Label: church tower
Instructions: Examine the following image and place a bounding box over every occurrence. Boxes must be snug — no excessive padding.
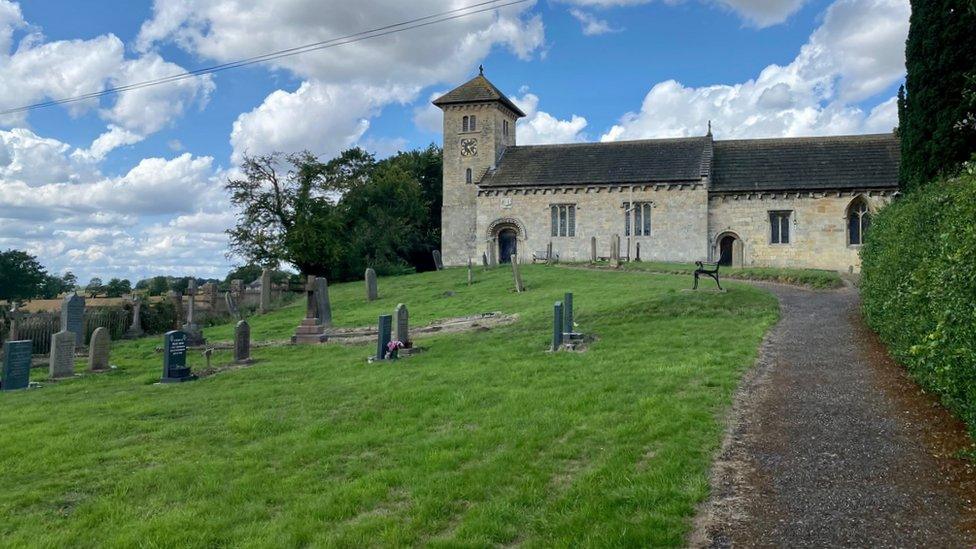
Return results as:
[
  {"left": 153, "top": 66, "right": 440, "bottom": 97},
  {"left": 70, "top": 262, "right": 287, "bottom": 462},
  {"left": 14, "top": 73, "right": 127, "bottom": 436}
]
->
[{"left": 433, "top": 68, "right": 525, "bottom": 266}]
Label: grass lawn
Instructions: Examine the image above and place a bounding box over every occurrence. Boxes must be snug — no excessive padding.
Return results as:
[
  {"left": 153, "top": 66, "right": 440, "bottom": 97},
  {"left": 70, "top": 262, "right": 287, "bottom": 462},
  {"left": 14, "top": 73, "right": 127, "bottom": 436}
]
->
[
  {"left": 605, "top": 260, "right": 845, "bottom": 289},
  {"left": 0, "top": 265, "right": 778, "bottom": 546}
]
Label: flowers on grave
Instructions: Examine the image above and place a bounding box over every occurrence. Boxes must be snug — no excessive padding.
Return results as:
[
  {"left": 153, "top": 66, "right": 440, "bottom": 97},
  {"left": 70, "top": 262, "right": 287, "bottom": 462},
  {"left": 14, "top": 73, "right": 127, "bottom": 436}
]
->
[{"left": 385, "top": 340, "right": 406, "bottom": 360}]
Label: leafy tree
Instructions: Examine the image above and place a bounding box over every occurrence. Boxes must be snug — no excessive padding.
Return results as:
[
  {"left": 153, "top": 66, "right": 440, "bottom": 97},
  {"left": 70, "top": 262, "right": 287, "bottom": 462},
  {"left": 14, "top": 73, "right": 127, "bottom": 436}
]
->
[
  {"left": 170, "top": 277, "right": 190, "bottom": 295},
  {"left": 39, "top": 272, "right": 77, "bottom": 299},
  {"left": 377, "top": 145, "right": 443, "bottom": 270},
  {"left": 104, "top": 278, "right": 132, "bottom": 298},
  {"left": 898, "top": 0, "right": 976, "bottom": 188},
  {"left": 85, "top": 277, "right": 104, "bottom": 298},
  {"left": 0, "top": 249, "right": 48, "bottom": 301},
  {"left": 147, "top": 276, "right": 169, "bottom": 296},
  {"left": 224, "top": 265, "right": 292, "bottom": 285}
]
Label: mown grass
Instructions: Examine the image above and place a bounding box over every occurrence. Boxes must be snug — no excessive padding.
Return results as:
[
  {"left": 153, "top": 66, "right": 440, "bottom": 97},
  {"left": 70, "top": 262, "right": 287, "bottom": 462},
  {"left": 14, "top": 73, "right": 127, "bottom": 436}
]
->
[
  {"left": 0, "top": 265, "right": 777, "bottom": 546},
  {"left": 602, "top": 260, "right": 844, "bottom": 289}
]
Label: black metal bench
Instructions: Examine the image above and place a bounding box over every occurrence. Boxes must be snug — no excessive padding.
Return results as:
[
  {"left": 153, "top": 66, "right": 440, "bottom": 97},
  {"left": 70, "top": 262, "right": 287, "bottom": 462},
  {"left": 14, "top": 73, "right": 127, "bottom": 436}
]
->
[{"left": 693, "top": 261, "right": 723, "bottom": 290}]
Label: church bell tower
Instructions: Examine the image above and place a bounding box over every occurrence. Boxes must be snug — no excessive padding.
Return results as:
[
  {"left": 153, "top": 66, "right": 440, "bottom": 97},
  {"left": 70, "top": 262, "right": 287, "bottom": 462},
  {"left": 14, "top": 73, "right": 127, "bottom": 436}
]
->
[{"left": 433, "top": 67, "right": 525, "bottom": 266}]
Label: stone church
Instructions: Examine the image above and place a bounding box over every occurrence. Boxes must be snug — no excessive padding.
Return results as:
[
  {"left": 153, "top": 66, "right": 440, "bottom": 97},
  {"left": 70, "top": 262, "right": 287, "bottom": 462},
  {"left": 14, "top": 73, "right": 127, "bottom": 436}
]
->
[{"left": 433, "top": 71, "right": 900, "bottom": 272}]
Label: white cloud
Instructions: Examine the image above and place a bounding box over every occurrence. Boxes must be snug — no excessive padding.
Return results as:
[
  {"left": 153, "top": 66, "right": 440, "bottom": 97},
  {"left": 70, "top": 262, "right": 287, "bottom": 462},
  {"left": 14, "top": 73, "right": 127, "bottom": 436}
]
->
[
  {"left": 568, "top": 8, "right": 621, "bottom": 35},
  {"left": 76, "top": 125, "right": 144, "bottom": 162},
  {"left": 0, "top": 0, "right": 23, "bottom": 53},
  {"left": 558, "top": 0, "right": 808, "bottom": 27},
  {"left": 512, "top": 91, "right": 588, "bottom": 144},
  {"left": 601, "top": 0, "right": 909, "bottom": 141},
  {"left": 413, "top": 91, "right": 448, "bottom": 134}
]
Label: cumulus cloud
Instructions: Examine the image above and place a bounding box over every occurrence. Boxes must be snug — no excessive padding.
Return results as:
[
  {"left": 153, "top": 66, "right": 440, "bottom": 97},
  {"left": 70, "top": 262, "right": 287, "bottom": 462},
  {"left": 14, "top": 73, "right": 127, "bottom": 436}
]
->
[
  {"left": 568, "top": 8, "right": 621, "bottom": 35},
  {"left": 558, "top": 0, "right": 808, "bottom": 27},
  {"left": 601, "top": 0, "right": 909, "bottom": 141},
  {"left": 512, "top": 91, "right": 588, "bottom": 144}
]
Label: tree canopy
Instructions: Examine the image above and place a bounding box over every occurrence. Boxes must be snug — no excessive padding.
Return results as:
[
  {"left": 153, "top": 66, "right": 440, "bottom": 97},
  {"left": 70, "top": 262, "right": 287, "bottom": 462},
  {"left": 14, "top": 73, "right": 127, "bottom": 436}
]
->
[{"left": 0, "top": 250, "right": 49, "bottom": 302}]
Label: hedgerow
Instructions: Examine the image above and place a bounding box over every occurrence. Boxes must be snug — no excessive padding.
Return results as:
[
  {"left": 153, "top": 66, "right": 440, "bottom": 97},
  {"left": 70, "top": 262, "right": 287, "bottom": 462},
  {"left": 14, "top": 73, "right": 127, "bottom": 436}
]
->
[{"left": 861, "top": 165, "right": 976, "bottom": 434}]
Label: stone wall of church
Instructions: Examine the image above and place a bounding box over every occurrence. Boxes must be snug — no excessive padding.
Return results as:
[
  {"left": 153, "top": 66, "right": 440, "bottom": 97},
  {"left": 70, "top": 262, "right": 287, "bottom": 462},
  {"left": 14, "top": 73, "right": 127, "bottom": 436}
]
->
[
  {"left": 473, "top": 184, "right": 710, "bottom": 264},
  {"left": 707, "top": 191, "right": 895, "bottom": 272}
]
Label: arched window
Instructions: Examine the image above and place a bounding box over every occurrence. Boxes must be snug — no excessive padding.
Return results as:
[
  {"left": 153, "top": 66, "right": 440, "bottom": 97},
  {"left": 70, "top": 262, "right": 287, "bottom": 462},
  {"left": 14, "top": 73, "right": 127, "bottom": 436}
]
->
[
  {"left": 848, "top": 198, "right": 871, "bottom": 245},
  {"left": 469, "top": 115, "right": 476, "bottom": 131},
  {"left": 462, "top": 116, "right": 469, "bottom": 132},
  {"left": 465, "top": 168, "right": 472, "bottom": 184}
]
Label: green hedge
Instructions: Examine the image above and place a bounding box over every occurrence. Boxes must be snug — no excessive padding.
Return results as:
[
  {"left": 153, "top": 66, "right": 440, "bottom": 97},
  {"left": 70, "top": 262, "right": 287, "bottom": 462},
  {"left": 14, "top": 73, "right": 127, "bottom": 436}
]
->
[{"left": 861, "top": 166, "right": 976, "bottom": 434}]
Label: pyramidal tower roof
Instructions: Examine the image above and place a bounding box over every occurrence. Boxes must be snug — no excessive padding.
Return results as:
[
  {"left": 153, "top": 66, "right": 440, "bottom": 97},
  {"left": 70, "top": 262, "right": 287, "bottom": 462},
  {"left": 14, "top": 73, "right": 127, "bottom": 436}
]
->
[{"left": 432, "top": 68, "right": 526, "bottom": 118}]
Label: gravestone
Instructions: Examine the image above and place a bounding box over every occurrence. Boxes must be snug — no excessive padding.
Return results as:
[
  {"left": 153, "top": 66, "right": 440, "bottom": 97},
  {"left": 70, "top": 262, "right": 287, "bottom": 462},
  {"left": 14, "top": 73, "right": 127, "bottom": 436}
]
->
[
  {"left": 88, "top": 327, "right": 110, "bottom": 371},
  {"left": 546, "top": 241, "right": 553, "bottom": 265},
  {"left": 552, "top": 301, "right": 564, "bottom": 351},
  {"left": 123, "top": 298, "right": 144, "bottom": 339},
  {"left": 432, "top": 250, "right": 444, "bottom": 271},
  {"left": 563, "top": 292, "right": 574, "bottom": 335},
  {"left": 60, "top": 293, "right": 85, "bottom": 346},
  {"left": 8, "top": 302, "right": 23, "bottom": 340},
  {"left": 161, "top": 330, "right": 195, "bottom": 383},
  {"left": 610, "top": 234, "right": 621, "bottom": 268},
  {"left": 1, "top": 340, "right": 32, "bottom": 391},
  {"left": 590, "top": 236, "right": 597, "bottom": 263},
  {"left": 259, "top": 268, "right": 272, "bottom": 313},
  {"left": 292, "top": 275, "right": 327, "bottom": 344},
  {"left": 314, "top": 277, "right": 332, "bottom": 328},
  {"left": 374, "top": 314, "right": 392, "bottom": 361},
  {"left": 181, "top": 279, "right": 205, "bottom": 345},
  {"left": 365, "top": 268, "right": 378, "bottom": 301},
  {"left": 511, "top": 254, "right": 524, "bottom": 293},
  {"left": 234, "top": 320, "right": 251, "bottom": 363},
  {"left": 635, "top": 242, "right": 642, "bottom": 262},
  {"left": 225, "top": 292, "right": 240, "bottom": 320},
  {"left": 482, "top": 252, "right": 489, "bottom": 267},
  {"left": 393, "top": 304, "right": 410, "bottom": 347},
  {"left": 49, "top": 329, "right": 76, "bottom": 379},
  {"left": 467, "top": 259, "right": 473, "bottom": 286}
]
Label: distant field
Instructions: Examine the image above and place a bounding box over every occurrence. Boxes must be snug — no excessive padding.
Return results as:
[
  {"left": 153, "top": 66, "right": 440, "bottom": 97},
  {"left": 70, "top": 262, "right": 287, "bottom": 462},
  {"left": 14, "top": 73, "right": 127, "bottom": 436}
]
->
[{"left": 0, "top": 265, "right": 777, "bottom": 546}]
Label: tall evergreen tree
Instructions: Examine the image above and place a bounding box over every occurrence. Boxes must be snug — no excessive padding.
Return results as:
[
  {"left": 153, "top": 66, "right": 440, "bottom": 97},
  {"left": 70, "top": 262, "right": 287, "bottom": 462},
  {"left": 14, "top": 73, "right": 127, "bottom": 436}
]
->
[{"left": 899, "top": 0, "right": 976, "bottom": 188}]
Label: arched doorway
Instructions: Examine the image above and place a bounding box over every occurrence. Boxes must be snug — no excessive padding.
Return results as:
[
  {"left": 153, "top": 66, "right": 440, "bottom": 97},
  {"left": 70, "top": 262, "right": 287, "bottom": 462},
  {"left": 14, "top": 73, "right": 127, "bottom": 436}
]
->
[
  {"left": 715, "top": 232, "right": 743, "bottom": 267},
  {"left": 498, "top": 228, "right": 517, "bottom": 264}
]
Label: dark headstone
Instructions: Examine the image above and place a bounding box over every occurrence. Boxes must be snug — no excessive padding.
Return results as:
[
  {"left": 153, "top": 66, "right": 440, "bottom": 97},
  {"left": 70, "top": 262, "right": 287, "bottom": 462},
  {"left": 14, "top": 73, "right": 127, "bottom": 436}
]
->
[
  {"left": 49, "top": 330, "right": 76, "bottom": 379},
  {"left": 552, "top": 301, "right": 564, "bottom": 351},
  {"left": 234, "top": 320, "right": 251, "bottom": 363},
  {"left": 314, "top": 277, "right": 332, "bottom": 328},
  {"left": 88, "top": 327, "right": 110, "bottom": 371},
  {"left": 292, "top": 275, "right": 326, "bottom": 344},
  {"left": 365, "top": 268, "right": 378, "bottom": 301},
  {"left": 161, "top": 330, "right": 195, "bottom": 383},
  {"left": 375, "top": 314, "right": 392, "bottom": 360},
  {"left": 432, "top": 250, "right": 444, "bottom": 270},
  {"left": 393, "top": 304, "right": 409, "bottom": 347},
  {"left": 482, "top": 252, "right": 489, "bottom": 267},
  {"left": 60, "top": 294, "right": 85, "bottom": 346},
  {"left": 635, "top": 242, "right": 641, "bottom": 261},
  {"left": 563, "top": 292, "right": 574, "bottom": 335},
  {"left": 1, "top": 340, "right": 32, "bottom": 391}
]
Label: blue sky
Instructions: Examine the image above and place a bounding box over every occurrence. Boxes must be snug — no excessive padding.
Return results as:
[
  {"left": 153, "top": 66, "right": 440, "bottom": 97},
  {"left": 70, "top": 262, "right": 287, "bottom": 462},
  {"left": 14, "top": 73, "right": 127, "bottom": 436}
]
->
[{"left": 0, "top": 0, "right": 909, "bottom": 282}]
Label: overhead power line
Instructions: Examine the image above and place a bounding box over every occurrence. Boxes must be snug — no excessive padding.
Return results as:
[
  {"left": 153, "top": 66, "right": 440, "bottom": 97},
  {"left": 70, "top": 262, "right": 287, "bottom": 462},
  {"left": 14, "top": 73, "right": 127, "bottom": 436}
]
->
[{"left": 0, "top": 0, "right": 530, "bottom": 116}]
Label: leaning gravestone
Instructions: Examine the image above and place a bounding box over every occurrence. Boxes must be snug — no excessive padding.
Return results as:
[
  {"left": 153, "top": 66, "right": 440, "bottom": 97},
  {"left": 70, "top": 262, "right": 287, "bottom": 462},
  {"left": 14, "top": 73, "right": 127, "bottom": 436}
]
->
[
  {"left": 314, "top": 277, "right": 333, "bottom": 328},
  {"left": 393, "top": 304, "right": 410, "bottom": 347},
  {"left": 1, "top": 340, "right": 32, "bottom": 391},
  {"left": 259, "top": 268, "right": 272, "bottom": 313},
  {"left": 432, "top": 250, "right": 444, "bottom": 271},
  {"left": 161, "top": 330, "right": 195, "bottom": 383},
  {"left": 60, "top": 293, "right": 85, "bottom": 346},
  {"left": 49, "top": 330, "right": 76, "bottom": 379},
  {"left": 365, "top": 268, "right": 378, "bottom": 301},
  {"left": 88, "top": 327, "right": 110, "bottom": 371},
  {"left": 511, "top": 254, "right": 525, "bottom": 293},
  {"left": 234, "top": 320, "right": 251, "bottom": 363},
  {"left": 374, "top": 314, "right": 392, "bottom": 361}
]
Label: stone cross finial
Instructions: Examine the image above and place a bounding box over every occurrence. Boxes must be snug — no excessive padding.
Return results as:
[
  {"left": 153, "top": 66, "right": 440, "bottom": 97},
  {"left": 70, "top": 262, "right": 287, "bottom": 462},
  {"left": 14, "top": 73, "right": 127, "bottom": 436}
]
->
[{"left": 479, "top": 64, "right": 484, "bottom": 75}]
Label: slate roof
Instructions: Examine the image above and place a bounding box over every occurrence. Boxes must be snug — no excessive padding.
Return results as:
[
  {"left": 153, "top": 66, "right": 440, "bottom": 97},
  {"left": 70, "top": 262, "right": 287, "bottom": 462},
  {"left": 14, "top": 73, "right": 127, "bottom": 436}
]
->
[
  {"left": 479, "top": 137, "right": 713, "bottom": 187},
  {"left": 432, "top": 74, "right": 526, "bottom": 117},
  {"left": 710, "top": 133, "right": 900, "bottom": 192}
]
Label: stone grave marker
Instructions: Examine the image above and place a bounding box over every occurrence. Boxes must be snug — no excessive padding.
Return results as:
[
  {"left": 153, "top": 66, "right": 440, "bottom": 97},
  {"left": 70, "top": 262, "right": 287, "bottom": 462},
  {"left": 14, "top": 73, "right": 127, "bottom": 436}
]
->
[
  {"left": 60, "top": 293, "right": 85, "bottom": 346},
  {"left": 393, "top": 304, "right": 410, "bottom": 347},
  {"left": 432, "top": 250, "right": 444, "bottom": 270},
  {"left": 552, "top": 301, "right": 564, "bottom": 351},
  {"left": 225, "top": 291, "right": 240, "bottom": 320},
  {"left": 314, "top": 277, "right": 332, "bottom": 328},
  {"left": 635, "top": 242, "right": 642, "bottom": 261},
  {"left": 1, "top": 340, "right": 32, "bottom": 391},
  {"left": 182, "top": 279, "right": 205, "bottom": 345},
  {"left": 590, "top": 236, "right": 597, "bottom": 262},
  {"left": 292, "top": 275, "right": 327, "bottom": 344},
  {"left": 259, "top": 268, "right": 272, "bottom": 313},
  {"left": 234, "top": 320, "right": 251, "bottom": 363},
  {"left": 88, "top": 327, "right": 110, "bottom": 371},
  {"left": 610, "top": 234, "right": 621, "bottom": 268},
  {"left": 365, "top": 268, "right": 378, "bottom": 301},
  {"left": 482, "top": 252, "right": 489, "bottom": 267},
  {"left": 123, "top": 298, "right": 144, "bottom": 339},
  {"left": 467, "top": 259, "right": 473, "bottom": 286},
  {"left": 546, "top": 241, "right": 553, "bottom": 265},
  {"left": 49, "top": 329, "right": 76, "bottom": 379},
  {"left": 511, "top": 253, "right": 524, "bottom": 293},
  {"left": 374, "top": 314, "right": 392, "bottom": 361},
  {"left": 161, "top": 330, "right": 195, "bottom": 383},
  {"left": 563, "top": 292, "right": 574, "bottom": 335}
]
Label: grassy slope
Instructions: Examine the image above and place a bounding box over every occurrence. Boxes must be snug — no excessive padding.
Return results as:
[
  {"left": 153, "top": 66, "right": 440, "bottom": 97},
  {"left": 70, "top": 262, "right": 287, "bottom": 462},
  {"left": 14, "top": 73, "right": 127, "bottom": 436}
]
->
[{"left": 0, "top": 266, "right": 777, "bottom": 547}]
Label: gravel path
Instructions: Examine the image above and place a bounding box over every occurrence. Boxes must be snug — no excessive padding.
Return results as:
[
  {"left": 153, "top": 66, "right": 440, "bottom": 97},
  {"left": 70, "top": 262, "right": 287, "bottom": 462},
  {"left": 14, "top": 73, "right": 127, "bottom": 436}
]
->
[{"left": 692, "top": 284, "right": 976, "bottom": 548}]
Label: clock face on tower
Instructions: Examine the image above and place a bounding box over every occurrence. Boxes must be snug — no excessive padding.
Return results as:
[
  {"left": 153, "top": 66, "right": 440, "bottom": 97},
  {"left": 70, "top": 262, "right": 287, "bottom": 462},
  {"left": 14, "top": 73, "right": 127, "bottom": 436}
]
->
[{"left": 460, "top": 138, "right": 478, "bottom": 157}]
